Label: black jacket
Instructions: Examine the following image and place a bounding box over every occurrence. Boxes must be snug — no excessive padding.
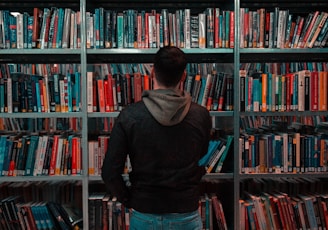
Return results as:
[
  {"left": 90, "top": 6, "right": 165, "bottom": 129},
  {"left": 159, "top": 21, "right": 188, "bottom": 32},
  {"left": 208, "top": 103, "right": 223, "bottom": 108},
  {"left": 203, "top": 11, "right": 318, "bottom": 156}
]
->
[{"left": 101, "top": 89, "right": 212, "bottom": 213}]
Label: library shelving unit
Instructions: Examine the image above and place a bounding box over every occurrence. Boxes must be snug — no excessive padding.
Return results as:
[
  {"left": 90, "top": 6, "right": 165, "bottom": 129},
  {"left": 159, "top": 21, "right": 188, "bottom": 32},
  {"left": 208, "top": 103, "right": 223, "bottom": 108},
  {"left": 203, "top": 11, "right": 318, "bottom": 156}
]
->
[
  {"left": 236, "top": 0, "right": 328, "bottom": 230},
  {"left": 1, "top": 0, "right": 328, "bottom": 229}
]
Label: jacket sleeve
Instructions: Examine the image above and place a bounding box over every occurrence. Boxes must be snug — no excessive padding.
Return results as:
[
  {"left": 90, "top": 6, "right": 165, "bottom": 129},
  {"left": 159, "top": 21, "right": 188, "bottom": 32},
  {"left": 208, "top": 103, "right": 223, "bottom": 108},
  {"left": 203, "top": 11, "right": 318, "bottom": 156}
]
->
[{"left": 101, "top": 116, "right": 130, "bottom": 207}]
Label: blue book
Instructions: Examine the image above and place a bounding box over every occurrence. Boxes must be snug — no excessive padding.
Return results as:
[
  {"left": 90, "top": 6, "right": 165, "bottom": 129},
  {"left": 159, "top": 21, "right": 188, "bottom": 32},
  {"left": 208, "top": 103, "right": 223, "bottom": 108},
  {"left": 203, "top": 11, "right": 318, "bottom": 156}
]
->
[
  {"left": 3, "top": 11, "right": 10, "bottom": 49},
  {"left": 32, "top": 76, "right": 42, "bottom": 112},
  {"left": 267, "top": 73, "right": 272, "bottom": 111},
  {"left": 74, "top": 72, "right": 81, "bottom": 112},
  {"left": 199, "top": 140, "right": 221, "bottom": 167},
  {"left": 298, "top": 194, "right": 318, "bottom": 230},
  {"left": 94, "top": 8, "right": 100, "bottom": 48},
  {"left": 24, "top": 135, "right": 39, "bottom": 176},
  {"left": 67, "top": 73, "right": 73, "bottom": 112},
  {"left": 27, "top": 16, "right": 34, "bottom": 49},
  {"left": 99, "top": 7, "right": 104, "bottom": 48},
  {"left": 116, "top": 13, "right": 124, "bottom": 48},
  {"left": 9, "top": 15, "right": 17, "bottom": 49},
  {"left": 2, "top": 138, "right": 13, "bottom": 176},
  {"left": 0, "top": 135, "right": 8, "bottom": 176},
  {"left": 197, "top": 76, "right": 207, "bottom": 105},
  {"left": 56, "top": 8, "right": 64, "bottom": 48}
]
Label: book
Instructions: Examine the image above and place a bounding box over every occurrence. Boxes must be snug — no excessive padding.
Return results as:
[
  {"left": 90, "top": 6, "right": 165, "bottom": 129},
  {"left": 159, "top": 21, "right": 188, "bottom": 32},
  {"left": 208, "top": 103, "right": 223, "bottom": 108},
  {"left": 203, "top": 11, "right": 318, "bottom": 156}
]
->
[{"left": 214, "top": 135, "right": 234, "bottom": 173}]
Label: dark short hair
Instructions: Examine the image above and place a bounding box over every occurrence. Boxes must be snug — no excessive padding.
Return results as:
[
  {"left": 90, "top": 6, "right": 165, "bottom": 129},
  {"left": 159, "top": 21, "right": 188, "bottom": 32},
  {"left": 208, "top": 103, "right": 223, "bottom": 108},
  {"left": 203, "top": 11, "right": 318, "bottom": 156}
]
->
[{"left": 153, "top": 46, "right": 187, "bottom": 87}]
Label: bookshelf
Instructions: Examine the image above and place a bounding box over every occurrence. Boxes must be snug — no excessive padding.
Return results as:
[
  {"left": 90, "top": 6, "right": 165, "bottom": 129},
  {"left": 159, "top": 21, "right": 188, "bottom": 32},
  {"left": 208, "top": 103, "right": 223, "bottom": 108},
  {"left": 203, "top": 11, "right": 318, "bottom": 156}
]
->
[{"left": 1, "top": 0, "right": 328, "bottom": 229}]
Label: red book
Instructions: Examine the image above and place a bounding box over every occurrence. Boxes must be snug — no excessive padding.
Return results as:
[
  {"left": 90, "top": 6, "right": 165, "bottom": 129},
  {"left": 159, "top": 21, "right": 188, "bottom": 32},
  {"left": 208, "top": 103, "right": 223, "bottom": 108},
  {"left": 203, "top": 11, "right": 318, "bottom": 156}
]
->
[
  {"left": 244, "top": 8, "right": 249, "bottom": 48},
  {"left": 285, "top": 73, "right": 291, "bottom": 111},
  {"left": 39, "top": 79, "right": 45, "bottom": 112},
  {"left": 103, "top": 79, "right": 110, "bottom": 112},
  {"left": 49, "top": 135, "right": 59, "bottom": 176},
  {"left": 32, "top": 8, "right": 42, "bottom": 48},
  {"left": 105, "top": 74, "right": 114, "bottom": 112},
  {"left": 71, "top": 136, "right": 78, "bottom": 175},
  {"left": 214, "top": 8, "right": 220, "bottom": 48},
  {"left": 52, "top": 11, "right": 59, "bottom": 48}
]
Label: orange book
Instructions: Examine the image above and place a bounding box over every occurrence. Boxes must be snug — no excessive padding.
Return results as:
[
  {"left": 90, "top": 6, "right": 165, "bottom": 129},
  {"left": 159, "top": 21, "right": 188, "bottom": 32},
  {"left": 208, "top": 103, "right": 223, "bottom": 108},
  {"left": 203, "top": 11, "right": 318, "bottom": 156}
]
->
[
  {"left": 143, "top": 74, "right": 150, "bottom": 91},
  {"left": 97, "top": 79, "right": 105, "bottom": 112},
  {"left": 134, "top": 72, "right": 142, "bottom": 102}
]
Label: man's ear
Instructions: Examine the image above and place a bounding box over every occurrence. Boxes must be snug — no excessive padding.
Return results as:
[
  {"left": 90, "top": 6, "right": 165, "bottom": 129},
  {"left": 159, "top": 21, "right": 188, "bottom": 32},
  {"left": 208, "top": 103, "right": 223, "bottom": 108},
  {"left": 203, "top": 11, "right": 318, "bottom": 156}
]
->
[{"left": 181, "top": 70, "right": 187, "bottom": 82}]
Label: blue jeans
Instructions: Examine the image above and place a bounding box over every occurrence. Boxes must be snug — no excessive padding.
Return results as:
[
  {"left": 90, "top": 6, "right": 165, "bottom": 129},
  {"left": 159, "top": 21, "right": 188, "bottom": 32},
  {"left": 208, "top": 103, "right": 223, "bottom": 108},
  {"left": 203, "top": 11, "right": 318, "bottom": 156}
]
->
[{"left": 129, "top": 209, "right": 202, "bottom": 230}]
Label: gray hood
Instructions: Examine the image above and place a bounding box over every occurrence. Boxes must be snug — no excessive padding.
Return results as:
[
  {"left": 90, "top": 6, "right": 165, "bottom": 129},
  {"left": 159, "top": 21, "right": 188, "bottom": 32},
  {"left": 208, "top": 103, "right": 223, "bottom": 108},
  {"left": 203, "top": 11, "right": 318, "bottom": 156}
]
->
[{"left": 142, "top": 89, "right": 191, "bottom": 126}]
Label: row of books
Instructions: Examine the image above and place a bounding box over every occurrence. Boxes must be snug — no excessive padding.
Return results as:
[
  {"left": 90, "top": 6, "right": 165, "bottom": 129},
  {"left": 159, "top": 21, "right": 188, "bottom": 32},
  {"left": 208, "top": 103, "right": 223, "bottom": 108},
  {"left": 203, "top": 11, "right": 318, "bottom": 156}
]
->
[
  {"left": 240, "top": 115, "right": 328, "bottom": 133},
  {"left": 241, "top": 62, "right": 328, "bottom": 77},
  {"left": 88, "top": 134, "right": 233, "bottom": 177},
  {"left": 88, "top": 136, "right": 109, "bottom": 176},
  {"left": 0, "top": 197, "right": 82, "bottom": 230},
  {"left": 1, "top": 72, "right": 82, "bottom": 113},
  {"left": 0, "top": 117, "right": 81, "bottom": 133},
  {"left": 239, "top": 8, "right": 328, "bottom": 48},
  {"left": 0, "top": 133, "right": 82, "bottom": 177},
  {"left": 0, "top": 8, "right": 81, "bottom": 49},
  {"left": 240, "top": 69, "right": 328, "bottom": 112},
  {"left": 87, "top": 68, "right": 234, "bottom": 113},
  {"left": 240, "top": 191, "right": 328, "bottom": 230},
  {"left": 240, "top": 128, "right": 328, "bottom": 174},
  {"left": 87, "top": 7, "right": 234, "bottom": 49},
  {"left": 88, "top": 193, "right": 227, "bottom": 230},
  {"left": 0, "top": 63, "right": 81, "bottom": 80}
]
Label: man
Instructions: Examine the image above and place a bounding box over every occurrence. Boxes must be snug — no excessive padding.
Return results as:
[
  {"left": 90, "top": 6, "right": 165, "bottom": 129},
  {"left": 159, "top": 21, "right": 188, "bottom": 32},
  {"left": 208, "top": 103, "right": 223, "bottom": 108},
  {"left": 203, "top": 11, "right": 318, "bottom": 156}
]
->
[{"left": 101, "top": 46, "right": 212, "bottom": 229}]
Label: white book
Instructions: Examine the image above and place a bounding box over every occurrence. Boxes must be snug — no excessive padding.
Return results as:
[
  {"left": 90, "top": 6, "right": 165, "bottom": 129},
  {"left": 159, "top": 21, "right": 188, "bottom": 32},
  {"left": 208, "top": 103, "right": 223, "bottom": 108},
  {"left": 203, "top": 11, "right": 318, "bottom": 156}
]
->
[
  {"left": 87, "top": 72, "right": 94, "bottom": 112},
  {"left": 55, "top": 137, "right": 64, "bottom": 175},
  {"left": 61, "top": 8, "right": 71, "bottom": 49},
  {"left": 6, "top": 78, "right": 12, "bottom": 113},
  {"left": 70, "top": 11, "right": 76, "bottom": 49},
  {"left": 239, "top": 8, "right": 245, "bottom": 48},
  {"left": 297, "top": 70, "right": 307, "bottom": 111},
  {"left": 198, "top": 13, "right": 206, "bottom": 48},
  {"left": 184, "top": 9, "right": 191, "bottom": 48},
  {"left": 16, "top": 13, "right": 24, "bottom": 49}
]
